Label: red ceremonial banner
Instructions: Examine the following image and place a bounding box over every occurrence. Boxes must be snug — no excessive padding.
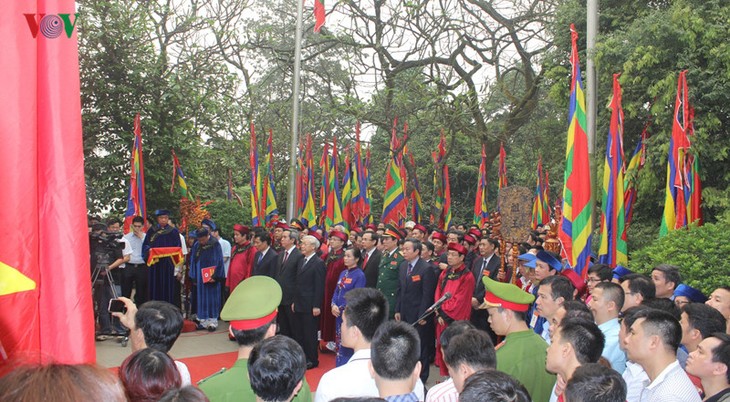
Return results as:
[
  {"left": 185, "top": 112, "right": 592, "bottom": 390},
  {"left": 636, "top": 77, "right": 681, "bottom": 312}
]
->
[
  {"left": 0, "top": 0, "right": 95, "bottom": 364},
  {"left": 146, "top": 247, "right": 185, "bottom": 267}
]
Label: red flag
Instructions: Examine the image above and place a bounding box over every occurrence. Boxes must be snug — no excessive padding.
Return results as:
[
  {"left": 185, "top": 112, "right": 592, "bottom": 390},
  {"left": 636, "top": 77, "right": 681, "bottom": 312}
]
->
[
  {"left": 314, "top": 0, "right": 326, "bottom": 32},
  {"left": 0, "top": 1, "right": 94, "bottom": 364}
]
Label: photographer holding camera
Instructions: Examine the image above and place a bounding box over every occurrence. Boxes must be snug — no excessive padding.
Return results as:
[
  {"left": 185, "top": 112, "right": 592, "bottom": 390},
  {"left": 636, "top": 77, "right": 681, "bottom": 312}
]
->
[{"left": 91, "top": 218, "right": 132, "bottom": 341}]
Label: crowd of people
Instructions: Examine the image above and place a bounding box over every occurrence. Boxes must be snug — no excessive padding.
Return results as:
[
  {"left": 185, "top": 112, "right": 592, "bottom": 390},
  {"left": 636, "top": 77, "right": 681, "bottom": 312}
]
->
[{"left": 1, "top": 213, "right": 730, "bottom": 402}]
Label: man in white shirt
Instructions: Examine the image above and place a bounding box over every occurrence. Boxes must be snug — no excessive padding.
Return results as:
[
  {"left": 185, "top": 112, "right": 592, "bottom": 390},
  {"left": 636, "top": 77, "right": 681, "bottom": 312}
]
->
[
  {"left": 123, "top": 216, "right": 148, "bottom": 305},
  {"left": 315, "top": 288, "right": 425, "bottom": 402},
  {"left": 624, "top": 309, "right": 701, "bottom": 402}
]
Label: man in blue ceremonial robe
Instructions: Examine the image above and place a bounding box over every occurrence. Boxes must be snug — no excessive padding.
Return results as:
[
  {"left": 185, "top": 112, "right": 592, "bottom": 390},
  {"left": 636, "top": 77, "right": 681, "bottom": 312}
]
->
[
  {"left": 189, "top": 227, "right": 225, "bottom": 331},
  {"left": 143, "top": 209, "right": 182, "bottom": 306}
]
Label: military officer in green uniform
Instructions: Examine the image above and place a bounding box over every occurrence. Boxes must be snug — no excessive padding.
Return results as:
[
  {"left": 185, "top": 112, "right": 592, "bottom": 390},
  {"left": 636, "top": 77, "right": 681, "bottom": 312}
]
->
[
  {"left": 199, "top": 276, "right": 313, "bottom": 402},
  {"left": 376, "top": 224, "right": 404, "bottom": 319},
  {"left": 481, "top": 276, "right": 556, "bottom": 402}
]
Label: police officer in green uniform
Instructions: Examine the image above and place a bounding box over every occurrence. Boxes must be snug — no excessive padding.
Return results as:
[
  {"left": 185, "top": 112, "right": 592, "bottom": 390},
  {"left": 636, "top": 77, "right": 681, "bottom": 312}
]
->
[
  {"left": 481, "top": 276, "right": 556, "bottom": 402},
  {"left": 198, "top": 276, "right": 313, "bottom": 402},
  {"left": 376, "top": 224, "right": 404, "bottom": 320}
]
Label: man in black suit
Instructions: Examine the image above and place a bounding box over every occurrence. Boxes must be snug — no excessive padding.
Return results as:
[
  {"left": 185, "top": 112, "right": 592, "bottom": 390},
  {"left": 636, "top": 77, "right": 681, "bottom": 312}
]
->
[
  {"left": 275, "top": 229, "right": 303, "bottom": 339},
  {"left": 395, "top": 238, "right": 438, "bottom": 383},
  {"left": 470, "top": 237, "right": 500, "bottom": 343},
  {"left": 361, "top": 230, "right": 382, "bottom": 288},
  {"left": 252, "top": 231, "right": 278, "bottom": 278},
  {"left": 291, "top": 235, "right": 325, "bottom": 369}
]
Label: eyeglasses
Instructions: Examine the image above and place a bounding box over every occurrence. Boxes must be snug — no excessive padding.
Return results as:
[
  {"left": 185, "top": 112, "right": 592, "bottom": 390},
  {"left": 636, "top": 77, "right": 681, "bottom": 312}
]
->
[{"left": 586, "top": 278, "right": 602, "bottom": 283}]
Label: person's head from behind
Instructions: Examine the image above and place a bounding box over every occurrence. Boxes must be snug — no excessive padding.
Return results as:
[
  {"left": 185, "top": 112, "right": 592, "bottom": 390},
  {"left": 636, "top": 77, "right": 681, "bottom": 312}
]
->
[
  {"left": 685, "top": 332, "right": 730, "bottom": 388},
  {"left": 564, "top": 363, "right": 627, "bottom": 402},
  {"left": 135, "top": 301, "right": 184, "bottom": 353},
  {"left": 620, "top": 274, "right": 655, "bottom": 311},
  {"left": 458, "top": 369, "right": 531, "bottom": 402},
  {"left": 369, "top": 321, "right": 421, "bottom": 394},
  {"left": 248, "top": 335, "right": 306, "bottom": 402},
  {"left": 438, "top": 320, "right": 476, "bottom": 353},
  {"left": 0, "top": 363, "right": 126, "bottom": 402},
  {"left": 342, "top": 288, "right": 388, "bottom": 348},
  {"left": 623, "top": 309, "right": 682, "bottom": 365},
  {"left": 641, "top": 297, "right": 682, "bottom": 320},
  {"left": 119, "top": 348, "right": 181, "bottom": 402},
  {"left": 158, "top": 385, "right": 210, "bottom": 402},
  {"left": 546, "top": 318, "right": 605, "bottom": 377},
  {"left": 680, "top": 303, "right": 727, "bottom": 352},
  {"left": 443, "top": 329, "right": 496, "bottom": 392}
]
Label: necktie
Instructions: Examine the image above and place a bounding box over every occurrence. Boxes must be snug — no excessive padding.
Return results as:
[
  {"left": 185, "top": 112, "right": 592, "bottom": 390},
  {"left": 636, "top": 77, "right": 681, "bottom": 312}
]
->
[
  {"left": 407, "top": 262, "right": 414, "bottom": 275},
  {"left": 481, "top": 259, "right": 487, "bottom": 275},
  {"left": 283, "top": 251, "right": 289, "bottom": 264},
  {"left": 258, "top": 253, "right": 263, "bottom": 264},
  {"left": 363, "top": 252, "right": 369, "bottom": 268}
]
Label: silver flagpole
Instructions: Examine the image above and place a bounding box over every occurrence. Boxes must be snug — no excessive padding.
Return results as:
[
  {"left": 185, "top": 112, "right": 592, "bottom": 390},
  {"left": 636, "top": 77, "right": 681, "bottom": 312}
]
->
[{"left": 288, "top": 0, "right": 305, "bottom": 222}]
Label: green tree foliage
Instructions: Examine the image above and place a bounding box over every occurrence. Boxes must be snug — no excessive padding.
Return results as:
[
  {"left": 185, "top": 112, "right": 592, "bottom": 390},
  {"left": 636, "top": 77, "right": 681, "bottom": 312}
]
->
[{"left": 629, "top": 218, "right": 730, "bottom": 296}]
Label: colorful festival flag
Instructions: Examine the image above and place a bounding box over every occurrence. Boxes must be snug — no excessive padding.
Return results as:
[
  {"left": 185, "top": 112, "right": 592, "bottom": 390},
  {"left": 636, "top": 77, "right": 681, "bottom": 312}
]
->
[
  {"left": 623, "top": 120, "right": 649, "bottom": 228},
  {"left": 124, "top": 113, "right": 147, "bottom": 234},
  {"left": 171, "top": 149, "right": 193, "bottom": 200},
  {"left": 301, "top": 134, "right": 318, "bottom": 227},
  {"left": 559, "top": 24, "right": 593, "bottom": 278},
  {"left": 406, "top": 146, "right": 423, "bottom": 224},
  {"left": 531, "top": 157, "right": 550, "bottom": 229},
  {"left": 324, "top": 137, "right": 344, "bottom": 230},
  {"left": 314, "top": 0, "right": 326, "bottom": 32},
  {"left": 352, "top": 123, "right": 367, "bottom": 226},
  {"left": 364, "top": 148, "right": 373, "bottom": 224},
  {"left": 474, "top": 144, "right": 489, "bottom": 227},
  {"left": 249, "top": 123, "right": 263, "bottom": 227},
  {"left": 432, "top": 131, "right": 452, "bottom": 230},
  {"left": 341, "top": 150, "right": 354, "bottom": 230},
  {"left": 498, "top": 142, "right": 508, "bottom": 190},
  {"left": 686, "top": 108, "right": 702, "bottom": 226},
  {"left": 0, "top": 0, "right": 95, "bottom": 364},
  {"left": 262, "top": 129, "right": 279, "bottom": 226},
  {"left": 598, "top": 75, "right": 628, "bottom": 268},
  {"left": 382, "top": 119, "right": 407, "bottom": 225}
]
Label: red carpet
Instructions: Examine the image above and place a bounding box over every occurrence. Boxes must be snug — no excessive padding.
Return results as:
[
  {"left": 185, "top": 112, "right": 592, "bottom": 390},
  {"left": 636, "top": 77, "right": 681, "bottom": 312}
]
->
[{"left": 179, "top": 350, "right": 336, "bottom": 391}]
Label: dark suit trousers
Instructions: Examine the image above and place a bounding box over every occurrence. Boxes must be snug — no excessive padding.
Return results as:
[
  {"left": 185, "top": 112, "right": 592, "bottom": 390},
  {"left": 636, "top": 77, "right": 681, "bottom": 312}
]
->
[
  {"left": 122, "top": 263, "right": 149, "bottom": 306},
  {"left": 415, "top": 319, "right": 434, "bottom": 383},
  {"left": 278, "top": 304, "right": 296, "bottom": 339},
  {"left": 293, "top": 311, "right": 319, "bottom": 365}
]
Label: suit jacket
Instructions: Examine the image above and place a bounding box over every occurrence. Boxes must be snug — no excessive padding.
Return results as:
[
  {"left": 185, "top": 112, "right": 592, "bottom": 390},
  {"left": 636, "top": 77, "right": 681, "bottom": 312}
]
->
[
  {"left": 362, "top": 248, "right": 382, "bottom": 288},
  {"left": 471, "top": 253, "right": 500, "bottom": 301},
  {"left": 395, "top": 258, "right": 438, "bottom": 324},
  {"left": 275, "top": 247, "right": 304, "bottom": 305},
  {"left": 293, "top": 254, "right": 326, "bottom": 313},
  {"left": 252, "top": 248, "right": 278, "bottom": 278}
]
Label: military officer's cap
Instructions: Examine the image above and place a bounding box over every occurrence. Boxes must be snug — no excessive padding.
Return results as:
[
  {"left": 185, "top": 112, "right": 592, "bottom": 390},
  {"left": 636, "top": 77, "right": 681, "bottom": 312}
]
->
[
  {"left": 383, "top": 224, "right": 402, "bottom": 241},
  {"left": 481, "top": 276, "right": 535, "bottom": 312},
  {"left": 221, "top": 276, "right": 282, "bottom": 331}
]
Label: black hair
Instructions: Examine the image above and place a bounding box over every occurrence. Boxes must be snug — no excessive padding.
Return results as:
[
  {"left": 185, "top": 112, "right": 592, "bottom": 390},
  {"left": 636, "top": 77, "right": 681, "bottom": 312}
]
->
[
  {"left": 371, "top": 321, "right": 420, "bottom": 380},
  {"left": 486, "top": 238, "right": 499, "bottom": 249},
  {"left": 439, "top": 320, "right": 476, "bottom": 351},
  {"left": 253, "top": 231, "right": 271, "bottom": 245},
  {"left": 652, "top": 264, "right": 681, "bottom": 290},
  {"left": 587, "top": 264, "right": 613, "bottom": 282},
  {"left": 558, "top": 319, "right": 605, "bottom": 364},
  {"left": 632, "top": 309, "right": 682, "bottom": 353},
  {"left": 620, "top": 306, "right": 649, "bottom": 330},
  {"left": 539, "top": 275, "right": 575, "bottom": 302},
  {"left": 459, "top": 370, "right": 531, "bottom": 402},
  {"left": 498, "top": 307, "right": 526, "bottom": 323},
  {"left": 595, "top": 282, "right": 625, "bottom": 312},
  {"left": 403, "top": 238, "right": 422, "bottom": 256},
  {"left": 248, "top": 335, "right": 306, "bottom": 402},
  {"left": 422, "top": 241, "right": 435, "bottom": 254},
  {"left": 443, "top": 329, "right": 496, "bottom": 371},
  {"left": 106, "top": 218, "right": 122, "bottom": 227},
  {"left": 446, "top": 229, "right": 464, "bottom": 243},
  {"left": 230, "top": 318, "right": 276, "bottom": 347},
  {"left": 561, "top": 300, "right": 594, "bottom": 322},
  {"left": 709, "top": 332, "right": 730, "bottom": 383},
  {"left": 330, "top": 398, "right": 387, "bottom": 402},
  {"left": 641, "top": 298, "right": 681, "bottom": 321},
  {"left": 135, "top": 301, "right": 184, "bottom": 353},
  {"left": 132, "top": 216, "right": 145, "bottom": 225},
  {"left": 346, "top": 247, "right": 363, "bottom": 265},
  {"left": 363, "top": 230, "right": 380, "bottom": 244},
  {"left": 283, "top": 229, "right": 299, "bottom": 244},
  {"left": 343, "top": 288, "right": 388, "bottom": 342},
  {"left": 564, "top": 363, "right": 627, "bottom": 402},
  {"left": 158, "top": 385, "right": 209, "bottom": 402},
  {"left": 682, "top": 303, "right": 727, "bottom": 339},
  {"left": 621, "top": 274, "right": 656, "bottom": 300}
]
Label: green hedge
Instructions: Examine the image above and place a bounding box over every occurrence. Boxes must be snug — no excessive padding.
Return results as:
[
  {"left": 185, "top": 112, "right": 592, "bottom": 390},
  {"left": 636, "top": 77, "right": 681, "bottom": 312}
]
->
[{"left": 629, "top": 219, "right": 730, "bottom": 296}]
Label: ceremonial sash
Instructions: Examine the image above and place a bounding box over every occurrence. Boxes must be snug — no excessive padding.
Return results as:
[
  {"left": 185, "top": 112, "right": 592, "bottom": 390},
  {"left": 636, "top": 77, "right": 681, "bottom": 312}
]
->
[{"left": 146, "top": 247, "right": 184, "bottom": 267}]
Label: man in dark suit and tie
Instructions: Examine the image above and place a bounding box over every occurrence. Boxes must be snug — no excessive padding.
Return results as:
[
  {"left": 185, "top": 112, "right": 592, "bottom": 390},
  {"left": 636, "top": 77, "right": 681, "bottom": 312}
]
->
[
  {"left": 291, "top": 234, "right": 326, "bottom": 369},
  {"left": 252, "top": 231, "right": 278, "bottom": 278},
  {"left": 471, "top": 237, "right": 500, "bottom": 343},
  {"left": 360, "top": 230, "right": 382, "bottom": 288},
  {"left": 275, "top": 228, "right": 303, "bottom": 339},
  {"left": 395, "top": 238, "right": 438, "bottom": 383}
]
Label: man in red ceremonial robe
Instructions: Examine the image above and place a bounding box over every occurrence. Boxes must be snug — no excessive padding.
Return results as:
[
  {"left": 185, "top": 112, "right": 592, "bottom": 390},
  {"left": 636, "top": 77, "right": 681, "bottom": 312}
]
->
[
  {"left": 319, "top": 230, "right": 348, "bottom": 350},
  {"left": 227, "top": 224, "right": 256, "bottom": 292},
  {"left": 434, "top": 242, "right": 475, "bottom": 376}
]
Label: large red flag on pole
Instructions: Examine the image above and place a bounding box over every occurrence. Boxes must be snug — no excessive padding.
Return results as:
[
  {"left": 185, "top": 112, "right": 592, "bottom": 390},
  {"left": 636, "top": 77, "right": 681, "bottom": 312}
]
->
[
  {"left": 124, "top": 114, "right": 147, "bottom": 234},
  {"left": 0, "top": 1, "right": 95, "bottom": 363}
]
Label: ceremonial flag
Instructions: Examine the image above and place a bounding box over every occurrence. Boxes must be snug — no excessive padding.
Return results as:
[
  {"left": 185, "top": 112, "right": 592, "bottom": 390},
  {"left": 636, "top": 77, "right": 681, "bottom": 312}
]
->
[
  {"left": 624, "top": 121, "right": 649, "bottom": 228},
  {"left": 406, "top": 147, "right": 423, "bottom": 224},
  {"left": 0, "top": 0, "right": 94, "bottom": 364},
  {"left": 319, "top": 142, "right": 329, "bottom": 227},
  {"left": 301, "top": 135, "right": 318, "bottom": 227},
  {"left": 598, "top": 75, "right": 628, "bottom": 268},
  {"left": 262, "top": 129, "right": 279, "bottom": 226},
  {"left": 432, "top": 131, "right": 452, "bottom": 230},
  {"left": 341, "top": 151, "right": 354, "bottom": 230},
  {"left": 324, "top": 138, "right": 344, "bottom": 230},
  {"left": 295, "top": 139, "right": 305, "bottom": 217},
  {"left": 250, "top": 123, "right": 263, "bottom": 227},
  {"left": 559, "top": 24, "right": 593, "bottom": 277},
  {"left": 171, "top": 149, "right": 193, "bottom": 200},
  {"left": 352, "top": 122, "right": 367, "bottom": 225},
  {"left": 660, "top": 71, "right": 698, "bottom": 236},
  {"left": 314, "top": 0, "right": 326, "bottom": 32},
  {"left": 364, "top": 148, "right": 373, "bottom": 224},
  {"left": 124, "top": 113, "right": 147, "bottom": 234},
  {"left": 382, "top": 119, "right": 407, "bottom": 225},
  {"left": 531, "top": 157, "right": 550, "bottom": 229},
  {"left": 474, "top": 144, "right": 489, "bottom": 227},
  {"left": 498, "top": 142, "right": 508, "bottom": 190},
  {"left": 686, "top": 108, "right": 702, "bottom": 226}
]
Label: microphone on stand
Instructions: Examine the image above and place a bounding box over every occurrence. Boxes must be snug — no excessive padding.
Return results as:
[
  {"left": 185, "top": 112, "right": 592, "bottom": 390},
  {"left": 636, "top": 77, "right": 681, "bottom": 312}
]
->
[{"left": 425, "top": 292, "right": 452, "bottom": 314}]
